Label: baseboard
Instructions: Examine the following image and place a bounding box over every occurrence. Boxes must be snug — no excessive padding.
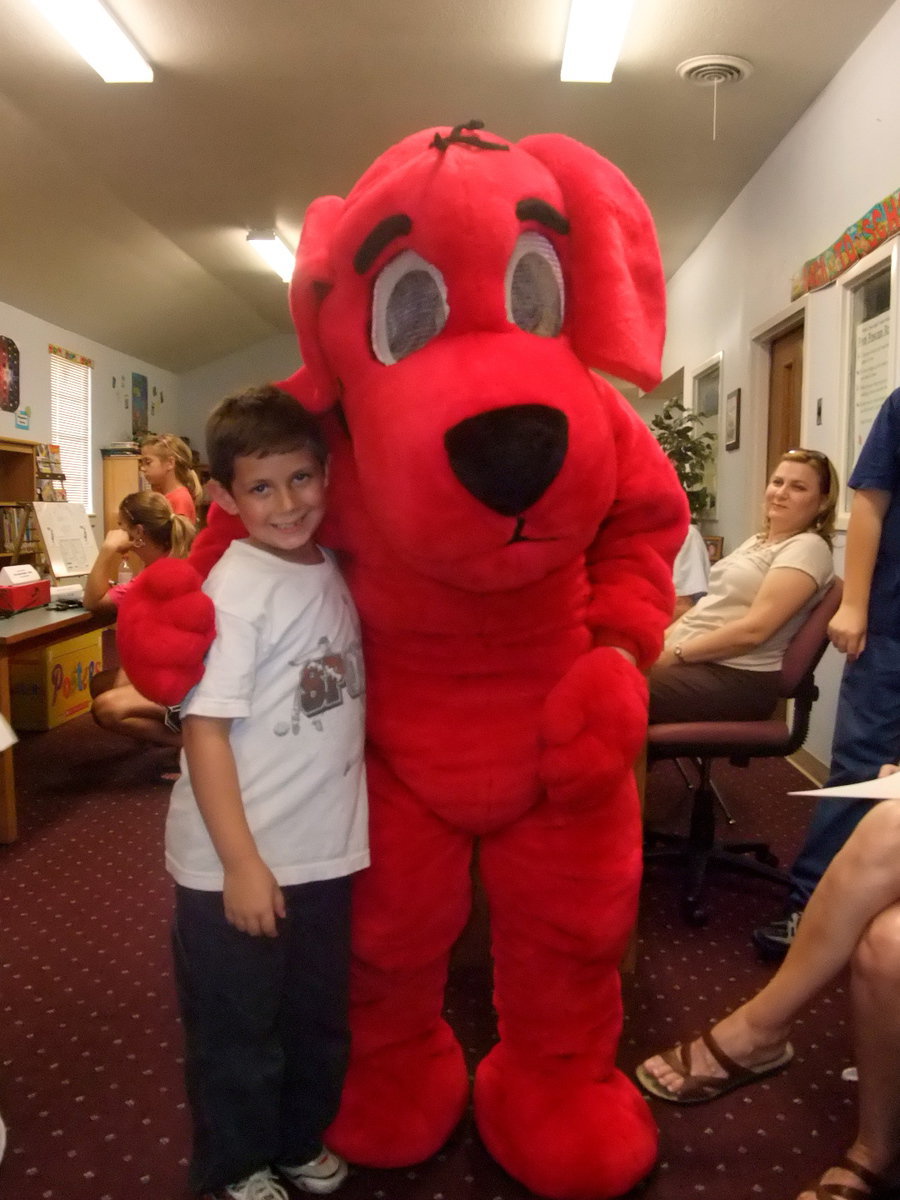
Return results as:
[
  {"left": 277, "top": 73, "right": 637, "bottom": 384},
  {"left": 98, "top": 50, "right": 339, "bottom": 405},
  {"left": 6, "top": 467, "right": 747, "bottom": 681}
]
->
[{"left": 788, "top": 747, "right": 828, "bottom": 786}]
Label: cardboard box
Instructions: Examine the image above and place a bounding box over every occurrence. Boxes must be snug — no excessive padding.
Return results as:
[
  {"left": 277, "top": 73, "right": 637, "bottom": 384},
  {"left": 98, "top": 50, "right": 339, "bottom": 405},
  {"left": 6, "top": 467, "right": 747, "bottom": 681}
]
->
[
  {"left": 9, "top": 630, "right": 103, "bottom": 731},
  {"left": 0, "top": 578, "right": 51, "bottom": 613}
]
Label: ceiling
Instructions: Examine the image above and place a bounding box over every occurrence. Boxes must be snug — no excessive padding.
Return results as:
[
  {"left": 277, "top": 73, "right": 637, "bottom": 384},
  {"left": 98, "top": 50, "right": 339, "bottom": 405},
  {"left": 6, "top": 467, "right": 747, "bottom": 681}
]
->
[{"left": 0, "top": 0, "right": 895, "bottom": 374}]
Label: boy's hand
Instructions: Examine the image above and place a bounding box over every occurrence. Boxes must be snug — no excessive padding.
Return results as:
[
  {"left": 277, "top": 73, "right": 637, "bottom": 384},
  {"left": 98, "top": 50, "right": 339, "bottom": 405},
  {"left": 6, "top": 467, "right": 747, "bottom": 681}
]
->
[
  {"left": 828, "top": 602, "right": 868, "bottom": 661},
  {"left": 878, "top": 763, "right": 900, "bottom": 778},
  {"left": 223, "top": 857, "right": 286, "bottom": 937}
]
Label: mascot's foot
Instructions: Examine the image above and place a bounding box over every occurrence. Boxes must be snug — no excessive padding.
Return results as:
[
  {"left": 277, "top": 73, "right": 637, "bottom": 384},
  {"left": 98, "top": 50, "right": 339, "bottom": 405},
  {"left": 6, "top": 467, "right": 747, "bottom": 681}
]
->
[
  {"left": 474, "top": 1046, "right": 658, "bottom": 1200},
  {"left": 326, "top": 1022, "right": 469, "bottom": 1168}
]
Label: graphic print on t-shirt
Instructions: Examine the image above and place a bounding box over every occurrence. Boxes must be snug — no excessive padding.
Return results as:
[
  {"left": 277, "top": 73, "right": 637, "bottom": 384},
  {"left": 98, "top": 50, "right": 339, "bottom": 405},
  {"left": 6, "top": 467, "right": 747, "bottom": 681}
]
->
[{"left": 284, "top": 634, "right": 365, "bottom": 735}]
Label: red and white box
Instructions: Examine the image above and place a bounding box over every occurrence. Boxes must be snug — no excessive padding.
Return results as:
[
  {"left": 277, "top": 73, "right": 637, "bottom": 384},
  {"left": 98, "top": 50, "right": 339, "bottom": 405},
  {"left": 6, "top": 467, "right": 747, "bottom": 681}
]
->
[{"left": 0, "top": 565, "right": 51, "bottom": 613}]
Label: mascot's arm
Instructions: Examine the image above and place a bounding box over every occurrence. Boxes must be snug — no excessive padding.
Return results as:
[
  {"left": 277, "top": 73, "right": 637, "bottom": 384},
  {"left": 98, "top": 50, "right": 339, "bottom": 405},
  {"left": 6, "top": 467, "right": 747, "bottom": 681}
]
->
[
  {"left": 586, "top": 389, "right": 689, "bottom": 669},
  {"left": 115, "top": 505, "right": 246, "bottom": 707},
  {"left": 539, "top": 390, "right": 688, "bottom": 808}
]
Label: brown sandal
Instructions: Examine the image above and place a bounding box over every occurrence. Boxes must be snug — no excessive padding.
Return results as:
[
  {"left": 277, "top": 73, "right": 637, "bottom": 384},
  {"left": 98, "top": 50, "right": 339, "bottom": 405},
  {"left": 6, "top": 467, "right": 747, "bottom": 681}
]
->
[
  {"left": 634, "top": 1027, "right": 793, "bottom": 1104},
  {"left": 801, "top": 1154, "right": 899, "bottom": 1200}
]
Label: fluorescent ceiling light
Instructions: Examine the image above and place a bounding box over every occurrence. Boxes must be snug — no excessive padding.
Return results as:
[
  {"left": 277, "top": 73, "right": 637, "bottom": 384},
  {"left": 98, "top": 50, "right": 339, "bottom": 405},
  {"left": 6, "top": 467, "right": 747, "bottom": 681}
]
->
[
  {"left": 247, "top": 231, "right": 295, "bottom": 283},
  {"left": 27, "top": 0, "right": 153, "bottom": 83},
  {"left": 560, "top": 0, "right": 636, "bottom": 83}
]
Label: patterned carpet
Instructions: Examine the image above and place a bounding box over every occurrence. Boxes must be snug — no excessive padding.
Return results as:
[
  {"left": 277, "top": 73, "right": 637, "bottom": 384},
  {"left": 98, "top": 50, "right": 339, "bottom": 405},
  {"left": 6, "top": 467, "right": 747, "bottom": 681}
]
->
[{"left": 0, "top": 697, "right": 856, "bottom": 1200}]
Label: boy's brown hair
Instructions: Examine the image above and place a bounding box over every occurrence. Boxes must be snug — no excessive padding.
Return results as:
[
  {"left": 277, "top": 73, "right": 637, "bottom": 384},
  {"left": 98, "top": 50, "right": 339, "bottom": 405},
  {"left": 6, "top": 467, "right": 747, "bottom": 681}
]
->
[{"left": 206, "top": 385, "right": 328, "bottom": 489}]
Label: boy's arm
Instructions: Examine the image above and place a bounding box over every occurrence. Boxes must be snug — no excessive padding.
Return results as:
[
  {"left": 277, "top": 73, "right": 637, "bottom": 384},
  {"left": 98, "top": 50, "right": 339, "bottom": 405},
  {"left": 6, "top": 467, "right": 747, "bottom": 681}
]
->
[
  {"left": 828, "top": 487, "right": 891, "bottom": 660},
  {"left": 182, "top": 714, "right": 286, "bottom": 937}
]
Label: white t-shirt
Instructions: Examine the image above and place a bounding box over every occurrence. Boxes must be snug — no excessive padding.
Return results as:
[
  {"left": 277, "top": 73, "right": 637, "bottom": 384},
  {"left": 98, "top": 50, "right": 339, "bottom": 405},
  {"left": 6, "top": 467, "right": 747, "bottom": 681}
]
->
[
  {"left": 673, "top": 524, "right": 711, "bottom": 599},
  {"left": 166, "top": 539, "right": 370, "bottom": 890},
  {"left": 664, "top": 530, "right": 834, "bottom": 672}
]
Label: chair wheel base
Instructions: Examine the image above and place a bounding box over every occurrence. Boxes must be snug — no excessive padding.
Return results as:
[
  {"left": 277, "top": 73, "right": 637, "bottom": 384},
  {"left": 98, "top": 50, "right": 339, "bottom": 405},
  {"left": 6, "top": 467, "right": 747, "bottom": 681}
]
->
[{"left": 645, "top": 834, "right": 789, "bottom": 925}]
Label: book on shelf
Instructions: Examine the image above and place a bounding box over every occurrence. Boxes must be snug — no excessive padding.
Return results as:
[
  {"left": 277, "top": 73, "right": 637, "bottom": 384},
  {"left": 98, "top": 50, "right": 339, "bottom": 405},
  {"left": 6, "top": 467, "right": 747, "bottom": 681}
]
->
[
  {"left": 35, "top": 442, "right": 66, "bottom": 482},
  {"left": 0, "top": 504, "right": 39, "bottom": 556}
]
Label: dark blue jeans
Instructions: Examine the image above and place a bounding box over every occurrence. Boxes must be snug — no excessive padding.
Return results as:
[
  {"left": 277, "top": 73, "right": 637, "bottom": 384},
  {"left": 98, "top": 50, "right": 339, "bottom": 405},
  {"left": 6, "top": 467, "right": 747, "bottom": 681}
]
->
[
  {"left": 172, "top": 876, "right": 352, "bottom": 1194},
  {"left": 789, "top": 635, "right": 900, "bottom": 907}
]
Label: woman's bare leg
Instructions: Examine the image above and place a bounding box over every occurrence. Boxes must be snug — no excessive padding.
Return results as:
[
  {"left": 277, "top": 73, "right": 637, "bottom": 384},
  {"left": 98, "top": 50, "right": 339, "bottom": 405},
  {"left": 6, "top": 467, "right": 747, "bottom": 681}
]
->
[
  {"left": 640, "top": 800, "right": 900, "bottom": 1094},
  {"left": 794, "top": 900, "right": 900, "bottom": 1199}
]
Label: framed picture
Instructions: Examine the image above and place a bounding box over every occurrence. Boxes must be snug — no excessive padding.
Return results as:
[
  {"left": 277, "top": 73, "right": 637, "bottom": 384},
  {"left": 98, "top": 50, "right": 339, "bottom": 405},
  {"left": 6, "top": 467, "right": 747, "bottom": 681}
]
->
[
  {"left": 703, "top": 535, "right": 724, "bottom": 564},
  {"left": 725, "top": 387, "right": 741, "bottom": 451}
]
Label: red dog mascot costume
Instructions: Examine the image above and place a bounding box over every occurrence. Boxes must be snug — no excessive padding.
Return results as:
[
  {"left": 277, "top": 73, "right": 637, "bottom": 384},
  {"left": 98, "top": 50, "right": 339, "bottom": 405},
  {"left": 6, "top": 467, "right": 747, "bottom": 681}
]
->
[{"left": 119, "top": 122, "right": 688, "bottom": 1200}]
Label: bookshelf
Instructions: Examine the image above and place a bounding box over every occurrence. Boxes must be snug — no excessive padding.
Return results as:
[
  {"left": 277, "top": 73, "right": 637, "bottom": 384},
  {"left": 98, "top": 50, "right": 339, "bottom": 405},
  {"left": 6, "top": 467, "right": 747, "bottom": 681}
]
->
[
  {"left": 0, "top": 436, "right": 40, "bottom": 565},
  {"left": 0, "top": 437, "right": 68, "bottom": 568}
]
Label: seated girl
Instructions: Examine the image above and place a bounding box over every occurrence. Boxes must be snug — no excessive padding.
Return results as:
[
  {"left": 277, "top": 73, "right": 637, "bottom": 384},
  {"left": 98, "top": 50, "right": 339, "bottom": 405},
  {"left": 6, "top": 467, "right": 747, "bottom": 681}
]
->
[
  {"left": 84, "top": 491, "right": 195, "bottom": 748},
  {"left": 650, "top": 449, "right": 838, "bottom": 724}
]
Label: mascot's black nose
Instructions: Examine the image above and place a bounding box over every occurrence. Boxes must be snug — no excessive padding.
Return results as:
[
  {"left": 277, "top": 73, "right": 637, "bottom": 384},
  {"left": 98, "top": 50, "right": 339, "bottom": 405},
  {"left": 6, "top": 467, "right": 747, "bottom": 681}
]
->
[{"left": 444, "top": 404, "right": 569, "bottom": 517}]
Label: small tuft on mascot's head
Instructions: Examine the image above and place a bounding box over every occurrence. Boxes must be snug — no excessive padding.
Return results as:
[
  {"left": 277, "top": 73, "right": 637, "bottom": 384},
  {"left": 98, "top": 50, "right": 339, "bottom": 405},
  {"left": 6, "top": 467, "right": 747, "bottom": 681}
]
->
[{"left": 116, "top": 121, "right": 688, "bottom": 1200}]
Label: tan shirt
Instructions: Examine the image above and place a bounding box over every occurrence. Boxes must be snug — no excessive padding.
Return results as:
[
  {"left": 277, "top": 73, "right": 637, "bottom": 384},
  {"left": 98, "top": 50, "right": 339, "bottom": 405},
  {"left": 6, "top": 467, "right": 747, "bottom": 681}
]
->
[{"left": 664, "top": 530, "right": 834, "bottom": 672}]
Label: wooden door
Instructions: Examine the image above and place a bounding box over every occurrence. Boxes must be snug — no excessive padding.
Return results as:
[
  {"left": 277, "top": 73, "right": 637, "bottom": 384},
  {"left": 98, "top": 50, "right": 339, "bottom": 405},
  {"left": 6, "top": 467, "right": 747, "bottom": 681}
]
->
[{"left": 767, "top": 325, "right": 804, "bottom": 477}]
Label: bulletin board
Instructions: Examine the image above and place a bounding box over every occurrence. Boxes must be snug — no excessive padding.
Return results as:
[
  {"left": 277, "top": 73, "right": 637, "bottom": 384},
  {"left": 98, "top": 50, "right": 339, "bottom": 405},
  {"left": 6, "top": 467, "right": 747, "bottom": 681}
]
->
[{"left": 30, "top": 502, "right": 98, "bottom": 580}]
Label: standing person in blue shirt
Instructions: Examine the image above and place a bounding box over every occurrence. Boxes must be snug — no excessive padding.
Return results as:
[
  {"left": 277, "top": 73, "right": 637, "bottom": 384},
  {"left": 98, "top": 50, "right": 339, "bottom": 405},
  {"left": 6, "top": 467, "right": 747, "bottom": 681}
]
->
[
  {"left": 167, "top": 385, "right": 369, "bottom": 1200},
  {"left": 755, "top": 386, "right": 900, "bottom": 960}
]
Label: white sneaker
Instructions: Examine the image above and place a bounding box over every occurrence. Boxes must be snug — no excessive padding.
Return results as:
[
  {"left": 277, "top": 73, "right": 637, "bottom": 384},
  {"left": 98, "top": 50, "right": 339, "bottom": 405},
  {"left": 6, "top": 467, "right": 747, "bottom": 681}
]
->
[
  {"left": 278, "top": 1147, "right": 348, "bottom": 1194},
  {"left": 204, "top": 1167, "right": 289, "bottom": 1200}
]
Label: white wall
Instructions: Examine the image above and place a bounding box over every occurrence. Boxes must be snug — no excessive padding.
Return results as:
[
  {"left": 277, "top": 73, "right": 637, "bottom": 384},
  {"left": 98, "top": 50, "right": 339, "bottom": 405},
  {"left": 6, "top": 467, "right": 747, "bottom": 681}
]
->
[
  {"left": 0, "top": 298, "right": 181, "bottom": 521},
  {"left": 178, "top": 333, "right": 300, "bottom": 456},
  {"left": 660, "top": 0, "right": 900, "bottom": 766}
]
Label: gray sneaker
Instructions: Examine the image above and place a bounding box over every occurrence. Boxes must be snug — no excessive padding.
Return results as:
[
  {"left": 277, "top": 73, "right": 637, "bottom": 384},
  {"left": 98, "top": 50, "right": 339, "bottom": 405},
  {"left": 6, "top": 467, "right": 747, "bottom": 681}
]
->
[
  {"left": 753, "top": 910, "right": 802, "bottom": 961},
  {"left": 203, "top": 1167, "right": 289, "bottom": 1200},
  {"left": 278, "top": 1148, "right": 348, "bottom": 1195}
]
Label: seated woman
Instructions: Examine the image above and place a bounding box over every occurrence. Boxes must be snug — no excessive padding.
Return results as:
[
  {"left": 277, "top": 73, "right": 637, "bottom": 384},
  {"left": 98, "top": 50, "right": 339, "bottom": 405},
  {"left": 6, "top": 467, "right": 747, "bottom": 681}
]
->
[
  {"left": 636, "top": 768, "right": 900, "bottom": 1200},
  {"left": 85, "top": 491, "right": 195, "bottom": 748},
  {"left": 650, "top": 449, "right": 838, "bottom": 724}
]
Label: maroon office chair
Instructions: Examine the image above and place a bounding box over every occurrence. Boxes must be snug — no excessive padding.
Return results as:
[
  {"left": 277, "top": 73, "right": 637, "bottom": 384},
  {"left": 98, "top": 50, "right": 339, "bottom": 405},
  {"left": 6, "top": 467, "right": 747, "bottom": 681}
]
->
[{"left": 645, "top": 577, "right": 843, "bottom": 925}]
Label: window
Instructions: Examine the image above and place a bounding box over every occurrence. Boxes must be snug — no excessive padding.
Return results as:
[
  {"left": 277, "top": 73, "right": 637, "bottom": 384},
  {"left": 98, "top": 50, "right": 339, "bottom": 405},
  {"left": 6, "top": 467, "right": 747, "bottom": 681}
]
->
[{"left": 49, "top": 345, "right": 92, "bottom": 510}]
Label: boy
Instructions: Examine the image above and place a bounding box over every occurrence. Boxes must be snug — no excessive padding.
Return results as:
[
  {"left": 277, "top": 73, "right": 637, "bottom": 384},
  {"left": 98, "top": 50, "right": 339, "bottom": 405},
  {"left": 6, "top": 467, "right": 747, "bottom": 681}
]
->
[
  {"left": 755, "top": 385, "right": 900, "bottom": 959},
  {"left": 166, "top": 385, "right": 369, "bottom": 1200}
]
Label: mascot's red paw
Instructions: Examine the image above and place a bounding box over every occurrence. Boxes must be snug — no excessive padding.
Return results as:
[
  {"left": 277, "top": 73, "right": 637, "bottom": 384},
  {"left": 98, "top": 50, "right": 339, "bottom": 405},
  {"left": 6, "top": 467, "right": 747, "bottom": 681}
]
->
[
  {"left": 116, "top": 558, "right": 216, "bottom": 706},
  {"left": 539, "top": 647, "right": 649, "bottom": 808},
  {"left": 474, "top": 1045, "right": 657, "bottom": 1200},
  {"left": 325, "top": 1021, "right": 469, "bottom": 1167}
]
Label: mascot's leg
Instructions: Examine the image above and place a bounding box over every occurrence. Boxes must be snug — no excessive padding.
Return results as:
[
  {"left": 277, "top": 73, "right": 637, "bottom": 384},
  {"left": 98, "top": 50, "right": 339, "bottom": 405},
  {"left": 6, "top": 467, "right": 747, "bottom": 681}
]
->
[
  {"left": 473, "top": 783, "right": 657, "bottom": 1200},
  {"left": 326, "top": 756, "right": 472, "bottom": 1167}
]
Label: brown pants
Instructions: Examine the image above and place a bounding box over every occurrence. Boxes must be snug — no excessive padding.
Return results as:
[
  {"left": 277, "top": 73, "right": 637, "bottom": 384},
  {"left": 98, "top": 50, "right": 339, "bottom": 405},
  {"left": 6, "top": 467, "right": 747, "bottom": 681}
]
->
[{"left": 648, "top": 661, "right": 780, "bottom": 725}]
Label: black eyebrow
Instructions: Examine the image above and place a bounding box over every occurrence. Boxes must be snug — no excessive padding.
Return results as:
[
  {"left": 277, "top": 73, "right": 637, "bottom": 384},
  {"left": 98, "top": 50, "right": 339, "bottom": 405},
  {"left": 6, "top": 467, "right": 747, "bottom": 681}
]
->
[
  {"left": 516, "top": 197, "right": 570, "bottom": 235},
  {"left": 353, "top": 214, "right": 413, "bottom": 274}
]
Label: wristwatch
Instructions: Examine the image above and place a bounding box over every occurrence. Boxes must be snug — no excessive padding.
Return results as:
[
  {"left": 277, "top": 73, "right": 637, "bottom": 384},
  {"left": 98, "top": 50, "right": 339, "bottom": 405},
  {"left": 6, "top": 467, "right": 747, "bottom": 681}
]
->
[{"left": 673, "top": 643, "right": 686, "bottom": 664}]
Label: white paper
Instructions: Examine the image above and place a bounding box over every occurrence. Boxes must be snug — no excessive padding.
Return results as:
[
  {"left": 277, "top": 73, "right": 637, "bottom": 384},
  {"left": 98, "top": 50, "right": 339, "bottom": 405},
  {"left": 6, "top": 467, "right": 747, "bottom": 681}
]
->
[
  {"left": 0, "top": 713, "right": 17, "bottom": 752},
  {"left": 790, "top": 772, "right": 900, "bottom": 801}
]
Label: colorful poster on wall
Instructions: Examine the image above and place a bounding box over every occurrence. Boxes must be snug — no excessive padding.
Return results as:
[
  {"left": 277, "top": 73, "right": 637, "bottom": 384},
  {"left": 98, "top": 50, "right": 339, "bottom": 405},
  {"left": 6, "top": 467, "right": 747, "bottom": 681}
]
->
[
  {"left": 0, "top": 335, "right": 20, "bottom": 412},
  {"left": 131, "top": 372, "right": 148, "bottom": 437}
]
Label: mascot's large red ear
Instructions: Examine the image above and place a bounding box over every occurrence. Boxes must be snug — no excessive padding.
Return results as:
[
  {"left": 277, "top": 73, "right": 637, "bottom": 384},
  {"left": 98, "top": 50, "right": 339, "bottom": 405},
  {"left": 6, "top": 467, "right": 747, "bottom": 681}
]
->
[
  {"left": 287, "top": 194, "right": 346, "bottom": 412},
  {"left": 518, "top": 134, "right": 665, "bottom": 392}
]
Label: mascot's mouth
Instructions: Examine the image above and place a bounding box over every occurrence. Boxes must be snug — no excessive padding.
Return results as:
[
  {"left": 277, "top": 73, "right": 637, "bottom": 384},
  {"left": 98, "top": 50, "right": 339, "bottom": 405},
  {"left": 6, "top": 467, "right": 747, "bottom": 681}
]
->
[{"left": 507, "top": 516, "right": 558, "bottom": 545}]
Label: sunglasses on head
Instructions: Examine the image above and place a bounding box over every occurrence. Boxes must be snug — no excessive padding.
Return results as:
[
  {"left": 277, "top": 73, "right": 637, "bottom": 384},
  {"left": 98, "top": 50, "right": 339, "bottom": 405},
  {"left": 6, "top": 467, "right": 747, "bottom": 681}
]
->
[{"left": 784, "top": 448, "right": 831, "bottom": 490}]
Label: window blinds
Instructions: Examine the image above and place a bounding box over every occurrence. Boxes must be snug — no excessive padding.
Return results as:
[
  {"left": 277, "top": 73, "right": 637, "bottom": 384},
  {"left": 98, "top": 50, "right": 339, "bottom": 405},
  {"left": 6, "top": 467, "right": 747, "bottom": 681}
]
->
[{"left": 49, "top": 346, "right": 93, "bottom": 510}]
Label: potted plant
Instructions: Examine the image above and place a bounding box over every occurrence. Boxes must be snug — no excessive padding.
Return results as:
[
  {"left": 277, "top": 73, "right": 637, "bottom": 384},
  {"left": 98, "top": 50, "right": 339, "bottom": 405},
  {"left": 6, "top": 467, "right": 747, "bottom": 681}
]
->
[{"left": 649, "top": 398, "right": 716, "bottom": 520}]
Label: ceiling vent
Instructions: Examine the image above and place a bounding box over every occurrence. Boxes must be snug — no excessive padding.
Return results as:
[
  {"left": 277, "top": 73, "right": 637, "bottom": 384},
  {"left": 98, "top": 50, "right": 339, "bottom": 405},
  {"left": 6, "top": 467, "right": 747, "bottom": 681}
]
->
[
  {"left": 676, "top": 55, "right": 753, "bottom": 86},
  {"left": 676, "top": 55, "right": 753, "bottom": 140}
]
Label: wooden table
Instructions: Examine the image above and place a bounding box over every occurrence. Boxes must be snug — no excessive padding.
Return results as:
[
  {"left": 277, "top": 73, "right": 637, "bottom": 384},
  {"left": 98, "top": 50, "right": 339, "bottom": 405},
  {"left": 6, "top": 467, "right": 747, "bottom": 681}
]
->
[{"left": 0, "top": 606, "right": 110, "bottom": 843}]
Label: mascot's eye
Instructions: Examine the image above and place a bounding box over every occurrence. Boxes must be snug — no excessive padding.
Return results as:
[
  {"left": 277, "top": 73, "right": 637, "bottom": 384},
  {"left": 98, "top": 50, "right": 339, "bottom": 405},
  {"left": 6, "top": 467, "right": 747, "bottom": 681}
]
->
[
  {"left": 505, "top": 232, "right": 564, "bottom": 337},
  {"left": 372, "top": 250, "right": 449, "bottom": 365}
]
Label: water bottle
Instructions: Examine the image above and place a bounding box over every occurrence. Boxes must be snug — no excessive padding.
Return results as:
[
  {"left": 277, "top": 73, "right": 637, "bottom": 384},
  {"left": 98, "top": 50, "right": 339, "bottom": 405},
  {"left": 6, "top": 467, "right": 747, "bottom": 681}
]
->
[{"left": 117, "top": 557, "right": 133, "bottom": 586}]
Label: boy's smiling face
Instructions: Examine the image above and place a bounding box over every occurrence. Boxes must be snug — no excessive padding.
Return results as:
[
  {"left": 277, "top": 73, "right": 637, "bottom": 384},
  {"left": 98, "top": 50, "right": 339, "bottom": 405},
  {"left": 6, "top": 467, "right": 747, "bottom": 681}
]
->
[{"left": 212, "top": 447, "right": 329, "bottom": 564}]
